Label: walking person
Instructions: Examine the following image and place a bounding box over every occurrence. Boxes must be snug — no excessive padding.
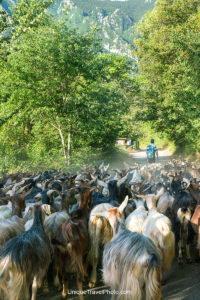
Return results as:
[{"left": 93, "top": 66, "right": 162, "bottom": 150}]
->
[{"left": 146, "top": 138, "right": 158, "bottom": 163}]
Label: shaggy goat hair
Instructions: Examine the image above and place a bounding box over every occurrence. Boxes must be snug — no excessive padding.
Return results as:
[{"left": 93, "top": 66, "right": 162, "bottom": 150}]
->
[
  {"left": 43, "top": 193, "right": 70, "bottom": 290},
  {"left": 0, "top": 205, "right": 52, "bottom": 300},
  {"left": 143, "top": 210, "right": 175, "bottom": 272},
  {"left": 170, "top": 179, "right": 195, "bottom": 263},
  {"left": 87, "top": 196, "right": 129, "bottom": 288},
  {"left": 102, "top": 208, "right": 162, "bottom": 300},
  {"left": 0, "top": 194, "right": 28, "bottom": 253},
  {"left": 134, "top": 187, "right": 175, "bottom": 271},
  {"left": 52, "top": 186, "right": 95, "bottom": 299}
]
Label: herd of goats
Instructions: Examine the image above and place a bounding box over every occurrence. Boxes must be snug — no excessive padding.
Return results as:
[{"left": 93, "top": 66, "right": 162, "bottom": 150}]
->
[{"left": 0, "top": 159, "right": 199, "bottom": 300}]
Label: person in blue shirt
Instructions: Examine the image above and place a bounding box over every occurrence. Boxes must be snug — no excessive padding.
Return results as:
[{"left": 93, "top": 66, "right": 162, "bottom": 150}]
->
[{"left": 146, "top": 139, "right": 158, "bottom": 163}]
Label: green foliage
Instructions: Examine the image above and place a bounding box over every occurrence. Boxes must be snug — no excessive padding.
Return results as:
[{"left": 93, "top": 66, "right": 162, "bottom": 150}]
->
[
  {"left": 0, "top": 1, "right": 135, "bottom": 172},
  {"left": 134, "top": 0, "right": 200, "bottom": 153}
]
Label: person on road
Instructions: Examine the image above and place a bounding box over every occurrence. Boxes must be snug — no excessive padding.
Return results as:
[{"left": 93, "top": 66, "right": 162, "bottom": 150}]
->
[{"left": 146, "top": 138, "right": 158, "bottom": 163}]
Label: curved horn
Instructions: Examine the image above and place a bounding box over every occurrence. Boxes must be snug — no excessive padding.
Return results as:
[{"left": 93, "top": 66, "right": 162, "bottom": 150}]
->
[
  {"left": 2, "top": 185, "right": 14, "bottom": 194},
  {"left": 34, "top": 193, "right": 42, "bottom": 201},
  {"left": 47, "top": 189, "right": 58, "bottom": 197},
  {"left": 90, "top": 174, "right": 97, "bottom": 181},
  {"left": 97, "top": 179, "right": 108, "bottom": 189},
  {"left": 117, "top": 173, "right": 128, "bottom": 187},
  {"left": 6, "top": 190, "right": 15, "bottom": 197},
  {"left": 153, "top": 187, "right": 165, "bottom": 202},
  {"left": 104, "top": 164, "right": 110, "bottom": 172},
  {"left": 118, "top": 195, "right": 129, "bottom": 214},
  {"left": 99, "top": 162, "right": 104, "bottom": 170}
]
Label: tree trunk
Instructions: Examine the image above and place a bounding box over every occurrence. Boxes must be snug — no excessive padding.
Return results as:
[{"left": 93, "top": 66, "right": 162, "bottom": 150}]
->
[
  {"left": 67, "top": 125, "right": 71, "bottom": 166},
  {"left": 58, "top": 125, "right": 67, "bottom": 163},
  {"left": 50, "top": 122, "right": 68, "bottom": 165}
]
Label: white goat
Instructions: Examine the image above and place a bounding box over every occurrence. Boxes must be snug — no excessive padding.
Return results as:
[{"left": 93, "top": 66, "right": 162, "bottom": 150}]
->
[
  {"left": 87, "top": 197, "right": 128, "bottom": 288},
  {"left": 125, "top": 198, "right": 148, "bottom": 234},
  {"left": 142, "top": 192, "right": 175, "bottom": 272},
  {"left": 102, "top": 206, "right": 162, "bottom": 300}
]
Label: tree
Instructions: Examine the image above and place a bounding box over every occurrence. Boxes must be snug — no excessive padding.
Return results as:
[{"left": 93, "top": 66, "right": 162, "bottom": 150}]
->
[
  {"left": 0, "top": 13, "right": 134, "bottom": 170},
  {"left": 134, "top": 0, "right": 200, "bottom": 153}
]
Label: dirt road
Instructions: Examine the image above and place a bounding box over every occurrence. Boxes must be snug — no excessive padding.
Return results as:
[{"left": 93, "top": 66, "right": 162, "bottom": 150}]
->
[{"left": 38, "top": 150, "right": 200, "bottom": 300}]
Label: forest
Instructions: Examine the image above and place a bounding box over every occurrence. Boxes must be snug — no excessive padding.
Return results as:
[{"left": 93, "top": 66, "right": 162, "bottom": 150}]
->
[{"left": 0, "top": 0, "right": 199, "bottom": 172}]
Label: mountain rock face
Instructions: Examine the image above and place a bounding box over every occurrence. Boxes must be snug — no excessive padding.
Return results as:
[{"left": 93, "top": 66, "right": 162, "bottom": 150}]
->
[{"left": 1, "top": 0, "right": 156, "bottom": 56}]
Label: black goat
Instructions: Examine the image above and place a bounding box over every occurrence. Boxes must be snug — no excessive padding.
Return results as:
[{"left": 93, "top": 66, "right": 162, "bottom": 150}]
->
[
  {"left": 0, "top": 205, "right": 52, "bottom": 300},
  {"left": 171, "top": 179, "right": 196, "bottom": 263}
]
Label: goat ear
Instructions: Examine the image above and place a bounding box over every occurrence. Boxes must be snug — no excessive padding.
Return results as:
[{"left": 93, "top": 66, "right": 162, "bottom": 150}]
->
[{"left": 118, "top": 195, "right": 129, "bottom": 214}]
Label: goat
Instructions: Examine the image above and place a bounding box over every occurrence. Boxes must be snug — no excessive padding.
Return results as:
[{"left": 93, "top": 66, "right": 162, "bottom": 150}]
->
[
  {"left": 52, "top": 186, "right": 95, "bottom": 299},
  {"left": 0, "top": 194, "right": 28, "bottom": 253},
  {"left": 88, "top": 196, "right": 129, "bottom": 288},
  {"left": 170, "top": 179, "right": 195, "bottom": 263},
  {"left": 102, "top": 205, "right": 162, "bottom": 300},
  {"left": 125, "top": 198, "right": 148, "bottom": 234},
  {"left": 136, "top": 188, "right": 175, "bottom": 271},
  {"left": 0, "top": 205, "right": 52, "bottom": 300},
  {"left": 24, "top": 204, "right": 51, "bottom": 231},
  {"left": 43, "top": 193, "right": 70, "bottom": 289},
  {"left": 0, "top": 183, "right": 29, "bottom": 221},
  {"left": 156, "top": 183, "right": 174, "bottom": 216}
]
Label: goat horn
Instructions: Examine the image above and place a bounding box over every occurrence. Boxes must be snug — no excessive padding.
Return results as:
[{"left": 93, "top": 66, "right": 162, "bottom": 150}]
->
[
  {"left": 99, "top": 162, "right": 104, "bottom": 170},
  {"left": 7, "top": 190, "right": 15, "bottom": 197},
  {"left": 17, "top": 184, "right": 29, "bottom": 194},
  {"left": 104, "top": 164, "right": 110, "bottom": 172},
  {"left": 153, "top": 187, "right": 165, "bottom": 201},
  {"left": 117, "top": 173, "right": 128, "bottom": 188},
  {"left": 33, "top": 174, "right": 41, "bottom": 182},
  {"left": 34, "top": 193, "right": 42, "bottom": 201},
  {"left": 2, "top": 185, "right": 14, "bottom": 193},
  {"left": 118, "top": 196, "right": 129, "bottom": 214},
  {"left": 20, "top": 187, "right": 33, "bottom": 200},
  {"left": 90, "top": 174, "right": 97, "bottom": 181},
  {"left": 47, "top": 189, "right": 57, "bottom": 197},
  {"left": 97, "top": 179, "right": 108, "bottom": 189}
]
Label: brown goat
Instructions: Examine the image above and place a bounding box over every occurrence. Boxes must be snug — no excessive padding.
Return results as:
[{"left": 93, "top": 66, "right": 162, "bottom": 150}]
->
[
  {"left": 0, "top": 193, "right": 28, "bottom": 253},
  {"left": 52, "top": 186, "right": 95, "bottom": 299}
]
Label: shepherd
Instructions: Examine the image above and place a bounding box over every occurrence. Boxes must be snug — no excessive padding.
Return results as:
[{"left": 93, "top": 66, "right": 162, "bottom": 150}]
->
[{"left": 146, "top": 138, "right": 158, "bottom": 163}]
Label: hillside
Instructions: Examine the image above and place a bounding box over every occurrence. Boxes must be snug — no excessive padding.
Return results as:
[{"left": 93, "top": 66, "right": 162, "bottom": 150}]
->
[{"left": 1, "top": 0, "right": 156, "bottom": 55}]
